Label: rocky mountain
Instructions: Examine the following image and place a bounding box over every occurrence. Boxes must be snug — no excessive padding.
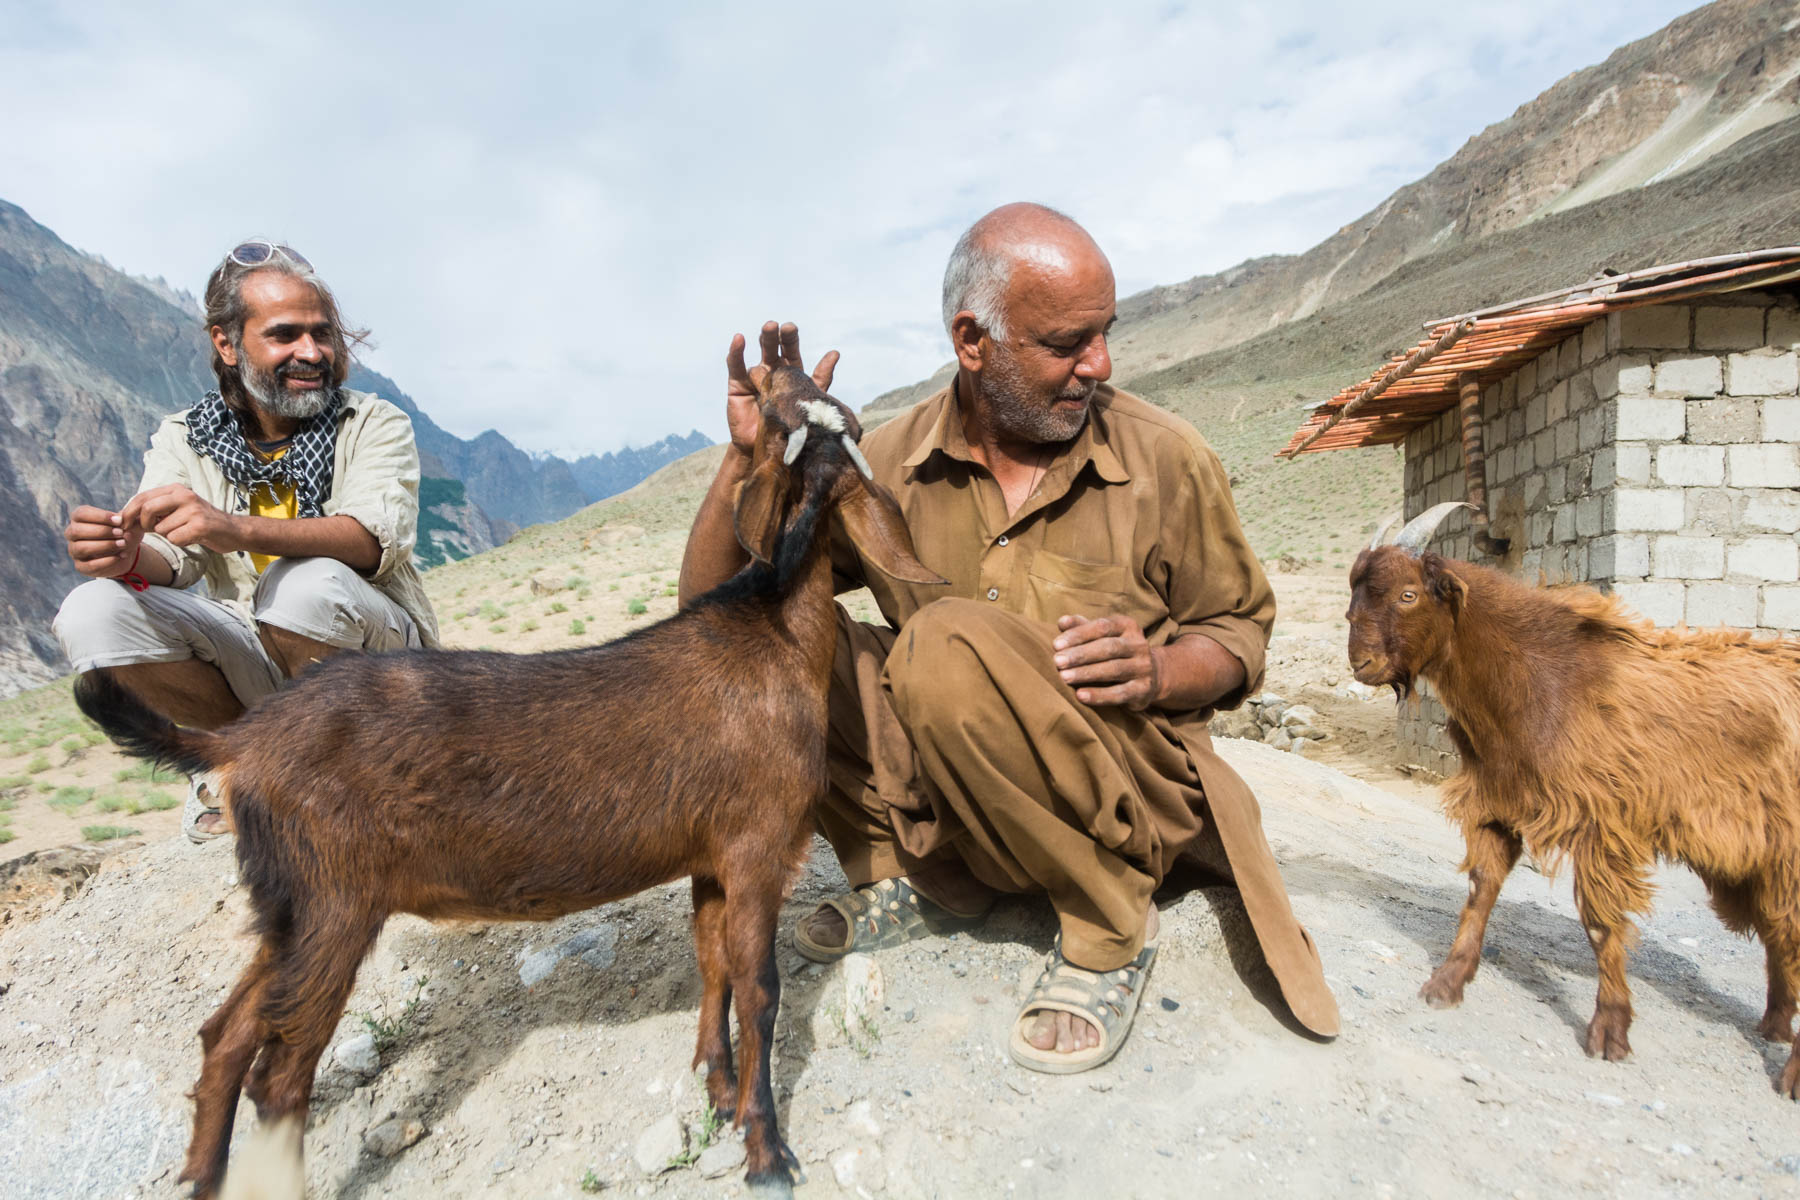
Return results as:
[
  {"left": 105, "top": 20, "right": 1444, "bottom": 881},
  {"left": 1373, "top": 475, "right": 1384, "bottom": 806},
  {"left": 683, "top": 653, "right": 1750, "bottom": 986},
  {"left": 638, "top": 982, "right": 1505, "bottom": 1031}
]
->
[
  {"left": 0, "top": 201, "right": 703, "bottom": 695},
  {"left": 568, "top": 431, "right": 714, "bottom": 504},
  {"left": 865, "top": 0, "right": 1800, "bottom": 569}
]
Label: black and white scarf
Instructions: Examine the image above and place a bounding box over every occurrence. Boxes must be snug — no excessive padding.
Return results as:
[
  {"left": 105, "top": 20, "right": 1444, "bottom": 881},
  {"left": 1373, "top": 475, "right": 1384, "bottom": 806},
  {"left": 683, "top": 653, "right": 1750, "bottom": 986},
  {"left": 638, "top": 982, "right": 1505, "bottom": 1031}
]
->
[{"left": 184, "top": 390, "right": 345, "bottom": 516}]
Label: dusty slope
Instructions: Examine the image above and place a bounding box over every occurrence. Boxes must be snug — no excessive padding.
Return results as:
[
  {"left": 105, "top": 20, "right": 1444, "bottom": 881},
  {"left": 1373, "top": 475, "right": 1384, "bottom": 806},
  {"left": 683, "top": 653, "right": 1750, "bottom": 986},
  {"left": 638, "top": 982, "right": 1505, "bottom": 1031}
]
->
[{"left": 8, "top": 738, "right": 1800, "bottom": 1199}]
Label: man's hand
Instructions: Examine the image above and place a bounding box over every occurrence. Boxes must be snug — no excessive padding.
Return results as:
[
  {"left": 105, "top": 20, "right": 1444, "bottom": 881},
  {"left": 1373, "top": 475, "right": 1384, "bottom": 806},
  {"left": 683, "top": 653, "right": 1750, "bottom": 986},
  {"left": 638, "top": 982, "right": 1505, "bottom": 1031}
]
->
[
  {"left": 119, "top": 485, "right": 244, "bottom": 553},
  {"left": 1053, "top": 613, "right": 1160, "bottom": 710},
  {"left": 724, "top": 321, "right": 840, "bottom": 455},
  {"left": 64, "top": 505, "right": 143, "bottom": 579}
]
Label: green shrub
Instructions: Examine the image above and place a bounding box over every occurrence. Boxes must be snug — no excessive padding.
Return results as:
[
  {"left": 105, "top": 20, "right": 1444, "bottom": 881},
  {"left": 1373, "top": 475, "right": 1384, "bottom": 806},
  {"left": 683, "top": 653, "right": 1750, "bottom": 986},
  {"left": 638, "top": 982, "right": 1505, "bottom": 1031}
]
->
[
  {"left": 626, "top": 598, "right": 647, "bottom": 617},
  {"left": 549, "top": 601, "right": 568, "bottom": 614},
  {"left": 114, "top": 762, "right": 176, "bottom": 784},
  {"left": 81, "top": 824, "right": 138, "bottom": 842},
  {"left": 0, "top": 828, "right": 13, "bottom": 845},
  {"left": 49, "top": 786, "right": 93, "bottom": 813},
  {"left": 27, "top": 754, "right": 52, "bottom": 774},
  {"left": 520, "top": 620, "right": 539, "bottom": 633},
  {"left": 488, "top": 623, "right": 507, "bottom": 634},
  {"left": 0, "top": 774, "right": 28, "bottom": 790},
  {"left": 568, "top": 619, "right": 586, "bottom": 636},
  {"left": 565, "top": 576, "right": 587, "bottom": 590}
]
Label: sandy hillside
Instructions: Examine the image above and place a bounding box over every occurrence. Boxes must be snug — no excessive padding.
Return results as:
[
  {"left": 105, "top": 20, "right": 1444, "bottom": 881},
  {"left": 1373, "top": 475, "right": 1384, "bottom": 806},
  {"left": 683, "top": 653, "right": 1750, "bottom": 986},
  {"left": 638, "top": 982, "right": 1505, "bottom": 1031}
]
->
[{"left": 6, "top": 526, "right": 1800, "bottom": 1197}]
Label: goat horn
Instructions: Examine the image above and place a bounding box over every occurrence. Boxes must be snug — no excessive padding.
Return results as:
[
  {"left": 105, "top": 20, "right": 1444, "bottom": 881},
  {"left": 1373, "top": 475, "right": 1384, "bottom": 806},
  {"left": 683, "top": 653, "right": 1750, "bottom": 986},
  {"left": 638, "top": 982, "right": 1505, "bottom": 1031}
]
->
[
  {"left": 1393, "top": 501, "right": 1475, "bottom": 555},
  {"left": 841, "top": 435, "right": 874, "bottom": 480},
  {"left": 782, "top": 424, "right": 808, "bottom": 466},
  {"left": 1367, "top": 511, "right": 1402, "bottom": 551}
]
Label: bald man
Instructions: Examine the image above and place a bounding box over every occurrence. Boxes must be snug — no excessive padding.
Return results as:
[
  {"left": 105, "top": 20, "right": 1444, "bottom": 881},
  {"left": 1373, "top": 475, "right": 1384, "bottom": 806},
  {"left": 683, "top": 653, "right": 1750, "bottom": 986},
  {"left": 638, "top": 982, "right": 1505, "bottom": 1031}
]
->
[{"left": 680, "top": 203, "right": 1337, "bottom": 1074}]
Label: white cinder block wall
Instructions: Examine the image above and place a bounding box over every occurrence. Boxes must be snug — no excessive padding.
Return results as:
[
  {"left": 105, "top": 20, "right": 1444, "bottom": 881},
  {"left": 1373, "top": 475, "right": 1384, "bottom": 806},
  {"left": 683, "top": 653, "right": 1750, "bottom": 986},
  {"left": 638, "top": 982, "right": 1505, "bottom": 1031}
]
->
[{"left": 1394, "top": 289, "right": 1800, "bottom": 775}]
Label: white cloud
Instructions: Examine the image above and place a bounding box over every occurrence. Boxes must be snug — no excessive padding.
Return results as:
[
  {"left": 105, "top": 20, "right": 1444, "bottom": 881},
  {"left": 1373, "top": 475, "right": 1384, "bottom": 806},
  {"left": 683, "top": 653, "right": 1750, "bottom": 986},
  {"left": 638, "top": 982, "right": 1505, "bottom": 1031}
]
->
[{"left": 0, "top": 0, "right": 1697, "bottom": 455}]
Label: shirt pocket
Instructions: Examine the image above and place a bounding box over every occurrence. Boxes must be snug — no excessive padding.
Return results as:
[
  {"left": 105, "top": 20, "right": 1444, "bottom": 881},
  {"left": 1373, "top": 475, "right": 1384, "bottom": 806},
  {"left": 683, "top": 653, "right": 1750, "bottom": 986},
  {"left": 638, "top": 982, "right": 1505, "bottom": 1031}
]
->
[{"left": 1024, "top": 549, "right": 1130, "bottom": 624}]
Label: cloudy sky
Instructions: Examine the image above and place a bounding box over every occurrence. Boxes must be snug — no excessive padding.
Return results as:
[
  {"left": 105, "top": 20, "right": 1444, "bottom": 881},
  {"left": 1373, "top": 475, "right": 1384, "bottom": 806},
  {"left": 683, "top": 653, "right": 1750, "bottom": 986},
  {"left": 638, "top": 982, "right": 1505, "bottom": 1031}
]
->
[{"left": 3, "top": 0, "right": 1698, "bottom": 458}]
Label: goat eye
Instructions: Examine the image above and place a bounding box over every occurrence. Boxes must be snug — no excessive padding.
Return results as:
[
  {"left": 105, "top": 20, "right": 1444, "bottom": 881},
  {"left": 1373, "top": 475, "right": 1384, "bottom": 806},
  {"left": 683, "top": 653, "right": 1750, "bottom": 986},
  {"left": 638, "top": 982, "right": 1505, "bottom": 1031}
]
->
[{"left": 1400, "top": 590, "right": 1417, "bottom": 603}]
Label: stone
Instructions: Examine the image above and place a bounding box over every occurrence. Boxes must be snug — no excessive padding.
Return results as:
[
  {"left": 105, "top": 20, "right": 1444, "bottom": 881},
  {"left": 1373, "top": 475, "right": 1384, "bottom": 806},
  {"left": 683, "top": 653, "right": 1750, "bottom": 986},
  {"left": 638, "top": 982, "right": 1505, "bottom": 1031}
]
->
[
  {"left": 1581, "top": 319, "right": 1606, "bottom": 364},
  {"left": 1771, "top": 307, "right": 1800, "bottom": 349},
  {"left": 633, "top": 1113, "right": 686, "bottom": 1176},
  {"left": 1599, "top": 354, "right": 1653, "bottom": 397},
  {"left": 1765, "top": 396, "right": 1800, "bottom": 442},
  {"left": 1263, "top": 727, "right": 1292, "bottom": 751},
  {"left": 1687, "top": 397, "right": 1760, "bottom": 443},
  {"left": 1763, "top": 587, "right": 1800, "bottom": 630},
  {"left": 1613, "top": 396, "right": 1685, "bottom": 440},
  {"left": 1695, "top": 306, "right": 1765, "bottom": 350},
  {"left": 1686, "top": 582, "right": 1758, "bottom": 629},
  {"left": 1745, "top": 492, "right": 1800, "bottom": 533},
  {"left": 1654, "top": 355, "right": 1722, "bottom": 397},
  {"left": 1609, "top": 489, "right": 1684, "bottom": 533},
  {"left": 519, "top": 922, "right": 620, "bottom": 986},
  {"left": 364, "top": 1118, "right": 426, "bottom": 1158},
  {"left": 697, "top": 1139, "right": 747, "bottom": 1179},
  {"left": 1655, "top": 444, "right": 1724, "bottom": 487},
  {"left": 1728, "top": 539, "right": 1799, "bottom": 583},
  {"left": 1575, "top": 495, "right": 1604, "bottom": 540},
  {"left": 1589, "top": 535, "right": 1649, "bottom": 580},
  {"left": 1615, "top": 443, "right": 1651, "bottom": 485},
  {"left": 1729, "top": 444, "right": 1800, "bottom": 488},
  {"left": 1652, "top": 536, "right": 1723, "bottom": 580},
  {"left": 1726, "top": 351, "right": 1798, "bottom": 396},
  {"left": 1611, "top": 581, "right": 1684, "bottom": 627},
  {"left": 1278, "top": 705, "right": 1320, "bottom": 729},
  {"left": 832, "top": 1144, "right": 885, "bottom": 1192},
  {"left": 333, "top": 1032, "right": 380, "bottom": 1079},
  {"left": 1616, "top": 306, "right": 1689, "bottom": 350}
]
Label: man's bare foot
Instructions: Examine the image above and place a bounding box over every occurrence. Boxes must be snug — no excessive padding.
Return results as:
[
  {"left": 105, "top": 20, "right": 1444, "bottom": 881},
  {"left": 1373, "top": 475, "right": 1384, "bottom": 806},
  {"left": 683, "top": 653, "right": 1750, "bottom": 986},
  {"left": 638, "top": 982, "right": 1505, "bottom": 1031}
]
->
[{"left": 1024, "top": 902, "right": 1159, "bottom": 1054}]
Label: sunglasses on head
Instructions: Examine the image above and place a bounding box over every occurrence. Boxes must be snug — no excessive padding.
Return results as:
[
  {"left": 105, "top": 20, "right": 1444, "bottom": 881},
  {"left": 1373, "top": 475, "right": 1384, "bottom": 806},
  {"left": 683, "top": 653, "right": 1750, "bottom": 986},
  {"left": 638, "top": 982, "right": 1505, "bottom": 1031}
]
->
[{"left": 227, "top": 241, "right": 313, "bottom": 271}]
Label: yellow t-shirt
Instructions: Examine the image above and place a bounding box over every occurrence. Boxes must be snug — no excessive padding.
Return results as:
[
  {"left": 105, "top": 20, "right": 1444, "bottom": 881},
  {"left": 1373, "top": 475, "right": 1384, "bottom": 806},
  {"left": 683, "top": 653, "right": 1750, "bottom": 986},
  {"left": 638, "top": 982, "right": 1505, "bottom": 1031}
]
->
[{"left": 247, "top": 446, "right": 297, "bottom": 574}]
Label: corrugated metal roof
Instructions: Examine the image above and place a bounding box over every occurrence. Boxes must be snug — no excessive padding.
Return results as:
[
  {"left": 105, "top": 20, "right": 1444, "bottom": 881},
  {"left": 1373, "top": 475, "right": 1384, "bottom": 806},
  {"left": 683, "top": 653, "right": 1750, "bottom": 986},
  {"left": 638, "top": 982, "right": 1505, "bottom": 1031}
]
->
[{"left": 1278, "top": 248, "right": 1800, "bottom": 458}]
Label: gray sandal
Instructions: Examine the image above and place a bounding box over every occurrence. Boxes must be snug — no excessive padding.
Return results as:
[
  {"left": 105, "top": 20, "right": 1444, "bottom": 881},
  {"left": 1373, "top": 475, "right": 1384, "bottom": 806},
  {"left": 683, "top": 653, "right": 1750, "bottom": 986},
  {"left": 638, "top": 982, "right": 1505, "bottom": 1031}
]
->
[
  {"left": 1008, "top": 936, "right": 1158, "bottom": 1075},
  {"left": 183, "top": 775, "right": 226, "bottom": 844},
  {"left": 794, "top": 876, "right": 988, "bottom": 963}
]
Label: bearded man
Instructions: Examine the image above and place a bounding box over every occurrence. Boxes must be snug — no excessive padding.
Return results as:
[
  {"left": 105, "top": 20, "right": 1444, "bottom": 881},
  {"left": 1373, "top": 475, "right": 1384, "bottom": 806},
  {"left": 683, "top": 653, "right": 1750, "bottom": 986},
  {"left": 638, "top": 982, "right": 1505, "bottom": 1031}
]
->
[
  {"left": 679, "top": 203, "right": 1337, "bottom": 1073},
  {"left": 55, "top": 241, "right": 438, "bottom": 840}
]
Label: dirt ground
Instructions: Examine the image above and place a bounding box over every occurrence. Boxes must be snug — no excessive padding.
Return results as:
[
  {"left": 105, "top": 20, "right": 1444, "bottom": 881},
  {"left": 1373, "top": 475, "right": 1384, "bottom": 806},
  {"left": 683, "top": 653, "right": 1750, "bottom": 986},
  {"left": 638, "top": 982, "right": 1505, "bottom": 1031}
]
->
[{"left": 6, "top": 570, "right": 1800, "bottom": 1199}]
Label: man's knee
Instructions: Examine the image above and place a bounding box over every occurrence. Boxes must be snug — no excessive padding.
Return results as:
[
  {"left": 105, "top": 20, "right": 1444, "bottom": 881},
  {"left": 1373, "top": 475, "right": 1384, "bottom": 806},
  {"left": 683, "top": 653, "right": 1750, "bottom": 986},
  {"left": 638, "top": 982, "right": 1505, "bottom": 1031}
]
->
[
  {"left": 255, "top": 557, "right": 407, "bottom": 651},
  {"left": 54, "top": 579, "right": 157, "bottom": 665},
  {"left": 886, "top": 598, "right": 1040, "bottom": 716}
]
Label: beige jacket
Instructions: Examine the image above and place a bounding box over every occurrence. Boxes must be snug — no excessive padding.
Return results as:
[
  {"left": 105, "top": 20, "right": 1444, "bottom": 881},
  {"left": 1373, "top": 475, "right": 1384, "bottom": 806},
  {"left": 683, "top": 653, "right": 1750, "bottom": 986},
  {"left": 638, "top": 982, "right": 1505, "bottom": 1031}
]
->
[{"left": 136, "top": 389, "right": 441, "bottom": 647}]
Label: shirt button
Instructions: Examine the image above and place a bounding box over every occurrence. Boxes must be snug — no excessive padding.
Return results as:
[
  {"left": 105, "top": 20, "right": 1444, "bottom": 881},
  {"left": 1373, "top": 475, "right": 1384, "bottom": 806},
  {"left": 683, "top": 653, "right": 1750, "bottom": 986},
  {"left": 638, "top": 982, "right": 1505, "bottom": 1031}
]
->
[
  {"left": 997, "top": 535, "right": 1009, "bottom": 546},
  {"left": 986, "top": 588, "right": 999, "bottom": 601}
]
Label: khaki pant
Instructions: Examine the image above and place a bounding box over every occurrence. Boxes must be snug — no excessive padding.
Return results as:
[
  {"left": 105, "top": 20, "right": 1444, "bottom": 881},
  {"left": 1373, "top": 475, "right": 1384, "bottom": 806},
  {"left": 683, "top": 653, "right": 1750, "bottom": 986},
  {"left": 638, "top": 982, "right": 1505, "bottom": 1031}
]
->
[
  {"left": 821, "top": 597, "right": 1228, "bottom": 972},
  {"left": 54, "top": 557, "right": 420, "bottom": 708}
]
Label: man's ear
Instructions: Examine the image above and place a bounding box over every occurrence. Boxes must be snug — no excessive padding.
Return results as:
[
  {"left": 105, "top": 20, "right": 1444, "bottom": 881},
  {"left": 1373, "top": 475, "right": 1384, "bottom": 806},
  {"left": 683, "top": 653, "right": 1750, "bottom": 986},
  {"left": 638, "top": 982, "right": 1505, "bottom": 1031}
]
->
[
  {"left": 949, "top": 311, "right": 986, "bottom": 373},
  {"left": 211, "top": 325, "right": 237, "bottom": 366},
  {"left": 1421, "top": 553, "right": 1467, "bottom": 618}
]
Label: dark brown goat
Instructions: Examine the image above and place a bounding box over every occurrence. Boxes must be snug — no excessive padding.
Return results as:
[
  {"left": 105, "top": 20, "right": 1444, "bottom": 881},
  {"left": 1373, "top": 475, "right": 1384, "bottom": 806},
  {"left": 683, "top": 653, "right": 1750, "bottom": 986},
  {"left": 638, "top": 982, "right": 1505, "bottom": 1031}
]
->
[
  {"left": 1347, "top": 511, "right": 1800, "bottom": 1096},
  {"left": 76, "top": 366, "right": 943, "bottom": 1199}
]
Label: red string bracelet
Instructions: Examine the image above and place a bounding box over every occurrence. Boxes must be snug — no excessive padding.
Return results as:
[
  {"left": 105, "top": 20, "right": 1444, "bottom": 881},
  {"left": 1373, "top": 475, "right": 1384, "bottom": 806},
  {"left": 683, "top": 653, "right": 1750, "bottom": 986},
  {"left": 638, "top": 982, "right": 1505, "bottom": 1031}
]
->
[{"left": 114, "top": 545, "right": 150, "bottom": 592}]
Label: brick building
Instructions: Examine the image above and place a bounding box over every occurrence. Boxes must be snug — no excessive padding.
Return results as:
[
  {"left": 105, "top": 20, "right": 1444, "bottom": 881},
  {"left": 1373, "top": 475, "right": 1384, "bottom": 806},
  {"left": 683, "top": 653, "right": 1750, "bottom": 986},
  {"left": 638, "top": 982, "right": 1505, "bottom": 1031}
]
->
[{"left": 1281, "top": 249, "right": 1800, "bottom": 775}]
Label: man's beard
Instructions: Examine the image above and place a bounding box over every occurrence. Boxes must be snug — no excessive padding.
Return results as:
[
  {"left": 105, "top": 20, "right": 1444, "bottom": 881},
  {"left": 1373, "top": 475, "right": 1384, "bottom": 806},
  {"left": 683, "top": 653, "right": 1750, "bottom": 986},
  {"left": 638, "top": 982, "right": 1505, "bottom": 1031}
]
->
[
  {"left": 979, "top": 345, "right": 1095, "bottom": 445},
  {"left": 240, "top": 358, "right": 337, "bottom": 421}
]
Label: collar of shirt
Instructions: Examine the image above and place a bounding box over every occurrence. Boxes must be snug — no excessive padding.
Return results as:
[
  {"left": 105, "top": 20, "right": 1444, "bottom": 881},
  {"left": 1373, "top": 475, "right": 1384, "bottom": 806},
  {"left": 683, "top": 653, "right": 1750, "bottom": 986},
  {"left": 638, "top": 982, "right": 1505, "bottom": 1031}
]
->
[{"left": 898, "top": 379, "right": 1131, "bottom": 527}]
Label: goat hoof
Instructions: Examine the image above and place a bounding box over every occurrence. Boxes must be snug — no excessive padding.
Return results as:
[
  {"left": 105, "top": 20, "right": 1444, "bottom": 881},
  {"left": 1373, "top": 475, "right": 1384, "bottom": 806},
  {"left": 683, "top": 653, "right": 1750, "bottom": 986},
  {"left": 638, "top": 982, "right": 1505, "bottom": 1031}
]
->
[
  {"left": 1584, "top": 1018, "right": 1631, "bottom": 1062},
  {"left": 746, "top": 1173, "right": 796, "bottom": 1199},
  {"left": 1759, "top": 1012, "right": 1796, "bottom": 1042},
  {"left": 1418, "top": 974, "right": 1466, "bottom": 1009},
  {"left": 1780, "top": 1054, "right": 1800, "bottom": 1099}
]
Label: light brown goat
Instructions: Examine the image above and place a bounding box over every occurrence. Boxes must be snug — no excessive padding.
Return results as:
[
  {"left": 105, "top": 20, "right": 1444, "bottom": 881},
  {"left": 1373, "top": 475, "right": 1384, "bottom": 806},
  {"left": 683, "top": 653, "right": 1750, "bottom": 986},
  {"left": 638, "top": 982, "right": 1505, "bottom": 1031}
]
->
[
  {"left": 76, "top": 365, "right": 943, "bottom": 1198},
  {"left": 1348, "top": 505, "right": 1800, "bottom": 1094}
]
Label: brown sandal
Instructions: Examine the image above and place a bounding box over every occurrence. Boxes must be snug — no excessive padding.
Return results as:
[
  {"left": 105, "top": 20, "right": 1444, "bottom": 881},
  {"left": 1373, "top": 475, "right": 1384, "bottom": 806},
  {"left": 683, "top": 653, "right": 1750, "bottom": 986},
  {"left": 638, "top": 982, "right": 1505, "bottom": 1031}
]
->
[{"left": 793, "top": 876, "right": 989, "bottom": 963}]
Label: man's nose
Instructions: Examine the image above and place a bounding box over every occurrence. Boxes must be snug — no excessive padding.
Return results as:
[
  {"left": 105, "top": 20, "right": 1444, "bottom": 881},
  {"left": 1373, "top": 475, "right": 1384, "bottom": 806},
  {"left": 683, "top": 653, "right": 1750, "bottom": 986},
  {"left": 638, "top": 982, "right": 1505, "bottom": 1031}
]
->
[
  {"left": 1076, "top": 336, "right": 1111, "bottom": 382},
  {"left": 293, "top": 335, "right": 323, "bottom": 362}
]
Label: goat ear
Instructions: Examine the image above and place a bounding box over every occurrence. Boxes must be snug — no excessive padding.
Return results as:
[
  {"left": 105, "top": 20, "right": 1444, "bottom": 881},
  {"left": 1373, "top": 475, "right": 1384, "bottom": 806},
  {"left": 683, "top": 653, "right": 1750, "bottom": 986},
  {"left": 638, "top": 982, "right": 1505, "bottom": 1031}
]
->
[
  {"left": 734, "top": 456, "right": 789, "bottom": 566},
  {"left": 1421, "top": 553, "right": 1467, "bottom": 617},
  {"left": 838, "top": 477, "right": 946, "bottom": 585}
]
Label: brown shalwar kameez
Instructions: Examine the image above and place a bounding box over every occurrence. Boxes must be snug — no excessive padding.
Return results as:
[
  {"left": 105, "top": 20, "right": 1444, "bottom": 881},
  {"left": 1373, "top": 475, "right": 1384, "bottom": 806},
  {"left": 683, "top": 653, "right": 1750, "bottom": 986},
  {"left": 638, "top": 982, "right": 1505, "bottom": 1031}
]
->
[{"left": 820, "top": 381, "right": 1339, "bottom": 1037}]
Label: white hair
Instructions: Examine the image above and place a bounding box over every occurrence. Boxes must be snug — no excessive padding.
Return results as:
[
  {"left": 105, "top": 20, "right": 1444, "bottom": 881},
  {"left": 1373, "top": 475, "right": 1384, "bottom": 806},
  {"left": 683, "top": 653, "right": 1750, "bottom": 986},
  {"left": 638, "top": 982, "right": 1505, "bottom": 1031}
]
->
[{"left": 940, "top": 211, "right": 1078, "bottom": 341}]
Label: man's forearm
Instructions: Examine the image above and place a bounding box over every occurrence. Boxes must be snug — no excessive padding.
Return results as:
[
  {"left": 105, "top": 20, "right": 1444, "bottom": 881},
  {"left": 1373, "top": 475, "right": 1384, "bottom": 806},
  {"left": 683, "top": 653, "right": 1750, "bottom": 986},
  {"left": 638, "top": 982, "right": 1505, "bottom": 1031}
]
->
[
  {"left": 1151, "top": 633, "right": 1247, "bottom": 712},
  {"left": 236, "top": 514, "right": 381, "bottom": 572},
  {"left": 677, "top": 450, "right": 754, "bottom": 606}
]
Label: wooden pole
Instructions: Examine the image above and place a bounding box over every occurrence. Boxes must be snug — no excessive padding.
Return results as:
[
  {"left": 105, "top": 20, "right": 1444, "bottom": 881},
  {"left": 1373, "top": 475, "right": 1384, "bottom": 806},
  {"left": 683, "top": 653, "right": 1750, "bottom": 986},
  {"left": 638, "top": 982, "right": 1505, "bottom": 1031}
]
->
[{"left": 1458, "top": 372, "right": 1509, "bottom": 557}]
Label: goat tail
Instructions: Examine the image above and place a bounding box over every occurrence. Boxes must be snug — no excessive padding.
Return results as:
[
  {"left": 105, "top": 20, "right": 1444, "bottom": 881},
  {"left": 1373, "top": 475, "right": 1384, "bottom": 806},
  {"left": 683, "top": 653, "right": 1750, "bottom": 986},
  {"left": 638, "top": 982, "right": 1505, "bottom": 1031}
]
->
[{"left": 72, "top": 668, "right": 225, "bottom": 779}]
